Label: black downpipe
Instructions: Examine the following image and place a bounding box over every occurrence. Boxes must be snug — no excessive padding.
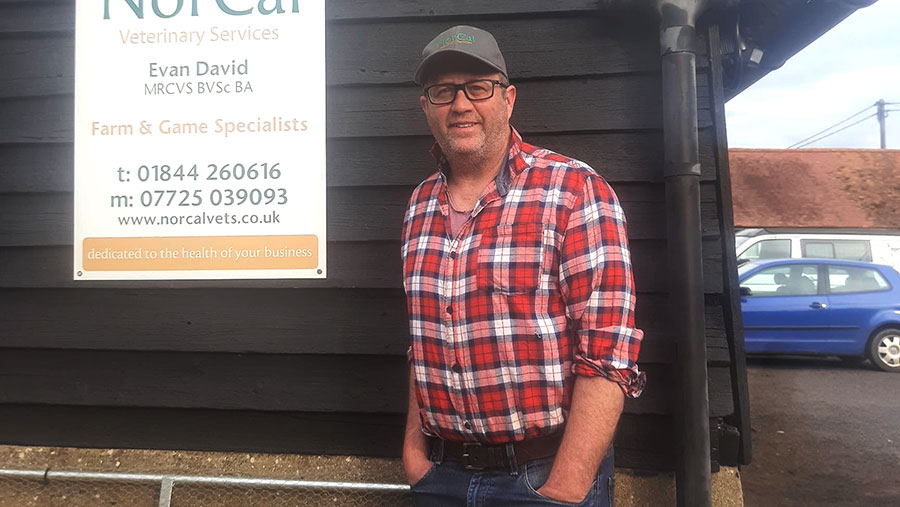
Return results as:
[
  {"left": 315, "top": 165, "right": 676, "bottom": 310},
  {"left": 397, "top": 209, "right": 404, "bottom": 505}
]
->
[{"left": 658, "top": 1, "right": 711, "bottom": 506}]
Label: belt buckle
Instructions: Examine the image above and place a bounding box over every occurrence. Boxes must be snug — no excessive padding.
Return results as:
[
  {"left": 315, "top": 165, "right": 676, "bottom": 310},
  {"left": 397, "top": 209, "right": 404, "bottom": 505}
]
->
[{"left": 462, "top": 443, "right": 485, "bottom": 470}]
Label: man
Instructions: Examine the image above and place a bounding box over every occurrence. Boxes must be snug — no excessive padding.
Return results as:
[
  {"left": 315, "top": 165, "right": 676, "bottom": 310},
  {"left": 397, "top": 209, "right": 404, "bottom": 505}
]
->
[{"left": 401, "top": 25, "right": 645, "bottom": 506}]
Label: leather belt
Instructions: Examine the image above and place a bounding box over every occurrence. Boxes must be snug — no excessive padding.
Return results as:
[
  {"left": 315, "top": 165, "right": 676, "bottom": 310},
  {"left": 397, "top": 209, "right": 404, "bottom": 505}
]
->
[{"left": 431, "top": 432, "right": 563, "bottom": 471}]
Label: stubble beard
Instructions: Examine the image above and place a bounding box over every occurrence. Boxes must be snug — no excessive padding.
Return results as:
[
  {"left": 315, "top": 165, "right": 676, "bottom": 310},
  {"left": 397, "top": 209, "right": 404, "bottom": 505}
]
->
[{"left": 434, "top": 113, "right": 510, "bottom": 174}]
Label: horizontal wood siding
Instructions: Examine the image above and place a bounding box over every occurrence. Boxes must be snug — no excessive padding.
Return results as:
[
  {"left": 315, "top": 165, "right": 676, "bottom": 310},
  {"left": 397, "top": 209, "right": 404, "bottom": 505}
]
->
[
  {"left": 0, "top": 405, "right": 676, "bottom": 470},
  {"left": 0, "top": 349, "right": 733, "bottom": 417},
  {"left": 0, "top": 290, "right": 732, "bottom": 364},
  {"left": 0, "top": 0, "right": 735, "bottom": 468}
]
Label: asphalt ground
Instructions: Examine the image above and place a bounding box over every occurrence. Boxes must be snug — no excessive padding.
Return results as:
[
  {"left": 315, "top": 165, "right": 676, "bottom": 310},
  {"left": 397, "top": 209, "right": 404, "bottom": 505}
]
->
[{"left": 741, "top": 356, "right": 900, "bottom": 506}]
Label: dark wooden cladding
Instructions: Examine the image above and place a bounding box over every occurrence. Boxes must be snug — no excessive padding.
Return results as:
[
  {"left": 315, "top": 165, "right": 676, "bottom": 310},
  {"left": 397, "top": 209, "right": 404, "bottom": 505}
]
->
[
  {"left": 324, "top": 130, "right": 721, "bottom": 187},
  {"left": 328, "top": 76, "right": 666, "bottom": 137},
  {"left": 325, "top": 0, "right": 600, "bottom": 20},
  {"left": 0, "top": 404, "right": 409, "bottom": 458},
  {"left": 0, "top": 289, "right": 726, "bottom": 362},
  {"left": 0, "top": 131, "right": 721, "bottom": 192},
  {"left": 627, "top": 365, "right": 734, "bottom": 418},
  {"left": 0, "top": 349, "right": 731, "bottom": 416},
  {"left": 0, "top": 144, "right": 74, "bottom": 192},
  {"left": 0, "top": 405, "right": 675, "bottom": 469},
  {"left": 0, "top": 4, "right": 74, "bottom": 34},
  {"left": 0, "top": 350, "right": 408, "bottom": 413},
  {"left": 0, "top": 288, "right": 412, "bottom": 355},
  {"left": 0, "top": 96, "right": 72, "bottom": 143},
  {"left": 0, "top": 239, "right": 725, "bottom": 293},
  {"left": 327, "top": 18, "right": 660, "bottom": 84},
  {"left": 0, "top": 36, "right": 73, "bottom": 98},
  {"left": 0, "top": 1, "right": 739, "bottom": 467},
  {"left": 614, "top": 414, "right": 677, "bottom": 470},
  {"left": 0, "top": 183, "right": 722, "bottom": 247}
]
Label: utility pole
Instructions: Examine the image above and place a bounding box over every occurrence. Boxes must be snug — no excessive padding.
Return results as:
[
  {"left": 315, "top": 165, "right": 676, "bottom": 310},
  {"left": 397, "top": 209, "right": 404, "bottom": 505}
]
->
[{"left": 876, "top": 99, "right": 887, "bottom": 149}]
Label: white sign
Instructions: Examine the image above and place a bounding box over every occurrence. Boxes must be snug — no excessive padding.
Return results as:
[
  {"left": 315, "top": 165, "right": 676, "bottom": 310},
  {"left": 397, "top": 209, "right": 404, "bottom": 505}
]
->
[{"left": 74, "top": 0, "right": 326, "bottom": 280}]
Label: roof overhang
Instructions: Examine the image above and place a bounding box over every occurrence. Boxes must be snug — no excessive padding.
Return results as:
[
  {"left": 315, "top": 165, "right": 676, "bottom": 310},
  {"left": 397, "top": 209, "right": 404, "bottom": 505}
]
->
[{"left": 707, "top": 0, "right": 879, "bottom": 101}]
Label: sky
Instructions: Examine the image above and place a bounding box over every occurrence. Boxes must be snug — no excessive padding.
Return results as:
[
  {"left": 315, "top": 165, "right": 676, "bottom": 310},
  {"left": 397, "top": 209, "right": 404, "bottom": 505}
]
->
[{"left": 725, "top": 0, "right": 900, "bottom": 149}]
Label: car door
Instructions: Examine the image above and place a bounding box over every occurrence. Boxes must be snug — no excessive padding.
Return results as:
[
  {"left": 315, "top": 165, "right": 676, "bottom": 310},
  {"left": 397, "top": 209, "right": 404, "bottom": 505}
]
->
[
  {"left": 822, "top": 264, "right": 893, "bottom": 355},
  {"left": 740, "top": 263, "right": 831, "bottom": 353}
]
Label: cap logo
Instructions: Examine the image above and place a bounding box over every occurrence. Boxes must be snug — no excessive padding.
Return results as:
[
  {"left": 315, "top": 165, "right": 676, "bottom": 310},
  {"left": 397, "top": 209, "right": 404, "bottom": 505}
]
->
[{"left": 437, "top": 32, "right": 475, "bottom": 49}]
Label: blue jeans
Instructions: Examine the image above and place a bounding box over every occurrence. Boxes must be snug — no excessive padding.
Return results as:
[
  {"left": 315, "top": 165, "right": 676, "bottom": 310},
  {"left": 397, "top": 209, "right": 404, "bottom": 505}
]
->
[{"left": 410, "top": 443, "right": 615, "bottom": 506}]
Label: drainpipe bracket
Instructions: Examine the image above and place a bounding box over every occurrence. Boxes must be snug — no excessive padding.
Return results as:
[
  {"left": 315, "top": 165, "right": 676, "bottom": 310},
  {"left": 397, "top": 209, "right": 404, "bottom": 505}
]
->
[
  {"left": 665, "top": 162, "right": 702, "bottom": 178},
  {"left": 661, "top": 25, "right": 696, "bottom": 55}
]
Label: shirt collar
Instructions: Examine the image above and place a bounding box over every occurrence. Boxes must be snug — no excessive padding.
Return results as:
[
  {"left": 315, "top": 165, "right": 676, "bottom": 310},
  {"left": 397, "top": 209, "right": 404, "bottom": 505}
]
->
[{"left": 430, "top": 126, "right": 526, "bottom": 198}]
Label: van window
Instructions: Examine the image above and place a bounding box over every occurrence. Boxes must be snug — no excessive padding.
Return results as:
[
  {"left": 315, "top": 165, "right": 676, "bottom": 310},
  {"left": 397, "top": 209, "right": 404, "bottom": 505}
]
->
[
  {"left": 827, "top": 265, "right": 889, "bottom": 293},
  {"left": 800, "top": 240, "right": 871, "bottom": 262},
  {"left": 737, "top": 239, "right": 791, "bottom": 262},
  {"left": 735, "top": 235, "right": 753, "bottom": 250}
]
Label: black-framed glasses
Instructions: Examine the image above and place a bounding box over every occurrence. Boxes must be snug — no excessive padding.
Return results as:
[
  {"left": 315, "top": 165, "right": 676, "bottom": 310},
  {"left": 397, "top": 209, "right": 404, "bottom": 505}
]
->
[{"left": 423, "top": 79, "right": 509, "bottom": 105}]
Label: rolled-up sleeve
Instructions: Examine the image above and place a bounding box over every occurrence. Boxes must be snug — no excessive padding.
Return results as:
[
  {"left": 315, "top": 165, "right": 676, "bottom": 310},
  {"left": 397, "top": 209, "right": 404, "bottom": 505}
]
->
[{"left": 559, "top": 173, "right": 645, "bottom": 398}]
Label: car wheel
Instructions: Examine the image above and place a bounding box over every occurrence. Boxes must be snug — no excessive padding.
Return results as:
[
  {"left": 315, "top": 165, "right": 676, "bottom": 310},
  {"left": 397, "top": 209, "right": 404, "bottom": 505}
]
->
[{"left": 867, "top": 328, "right": 900, "bottom": 373}]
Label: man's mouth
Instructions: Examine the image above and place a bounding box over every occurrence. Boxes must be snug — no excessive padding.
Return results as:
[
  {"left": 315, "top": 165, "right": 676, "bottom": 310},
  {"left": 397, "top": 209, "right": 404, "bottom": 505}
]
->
[{"left": 449, "top": 122, "right": 478, "bottom": 130}]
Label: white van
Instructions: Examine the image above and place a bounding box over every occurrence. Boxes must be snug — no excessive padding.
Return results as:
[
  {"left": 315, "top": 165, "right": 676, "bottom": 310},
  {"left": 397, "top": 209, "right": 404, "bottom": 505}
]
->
[{"left": 736, "top": 228, "right": 900, "bottom": 273}]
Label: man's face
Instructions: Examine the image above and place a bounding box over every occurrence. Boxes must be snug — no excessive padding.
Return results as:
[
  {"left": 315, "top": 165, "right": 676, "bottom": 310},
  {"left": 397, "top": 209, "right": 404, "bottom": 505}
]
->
[{"left": 419, "top": 71, "right": 517, "bottom": 160}]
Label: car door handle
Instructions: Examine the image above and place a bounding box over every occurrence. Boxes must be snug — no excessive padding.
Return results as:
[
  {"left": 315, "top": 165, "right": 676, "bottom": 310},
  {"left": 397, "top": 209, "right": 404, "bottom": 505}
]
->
[{"left": 809, "top": 302, "right": 828, "bottom": 309}]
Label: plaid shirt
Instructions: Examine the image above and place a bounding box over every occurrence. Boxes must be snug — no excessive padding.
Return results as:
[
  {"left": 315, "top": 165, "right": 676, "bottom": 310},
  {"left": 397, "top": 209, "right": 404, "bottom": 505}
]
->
[{"left": 402, "top": 128, "right": 645, "bottom": 444}]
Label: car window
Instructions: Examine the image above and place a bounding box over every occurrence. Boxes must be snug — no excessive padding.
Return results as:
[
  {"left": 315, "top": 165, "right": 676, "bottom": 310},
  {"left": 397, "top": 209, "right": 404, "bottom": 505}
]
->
[
  {"left": 734, "top": 234, "right": 756, "bottom": 250},
  {"left": 737, "top": 262, "right": 757, "bottom": 277},
  {"left": 742, "top": 264, "right": 819, "bottom": 296},
  {"left": 801, "top": 240, "right": 872, "bottom": 262},
  {"left": 737, "top": 239, "right": 791, "bottom": 262},
  {"left": 827, "top": 265, "right": 890, "bottom": 293}
]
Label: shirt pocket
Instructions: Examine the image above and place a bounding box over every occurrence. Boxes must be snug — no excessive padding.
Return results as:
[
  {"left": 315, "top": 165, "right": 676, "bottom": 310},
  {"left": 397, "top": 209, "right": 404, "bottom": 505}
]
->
[{"left": 477, "top": 223, "right": 545, "bottom": 294}]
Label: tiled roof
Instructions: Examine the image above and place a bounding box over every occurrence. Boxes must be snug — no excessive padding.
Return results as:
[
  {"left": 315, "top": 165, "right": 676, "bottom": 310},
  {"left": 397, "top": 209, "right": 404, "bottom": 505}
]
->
[{"left": 729, "top": 149, "right": 900, "bottom": 228}]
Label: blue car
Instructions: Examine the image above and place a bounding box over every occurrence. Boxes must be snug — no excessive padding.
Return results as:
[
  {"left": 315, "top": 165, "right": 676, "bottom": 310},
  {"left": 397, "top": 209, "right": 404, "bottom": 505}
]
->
[{"left": 738, "top": 258, "right": 900, "bottom": 372}]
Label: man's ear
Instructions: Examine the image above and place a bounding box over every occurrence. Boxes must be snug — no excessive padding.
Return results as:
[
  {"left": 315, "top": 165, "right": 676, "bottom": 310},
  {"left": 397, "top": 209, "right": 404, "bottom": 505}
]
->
[
  {"left": 504, "top": 84, "right": 517, "bottom": 120},
  {"left": 420, "top": 94, "right": 429, "bottom": 114}
]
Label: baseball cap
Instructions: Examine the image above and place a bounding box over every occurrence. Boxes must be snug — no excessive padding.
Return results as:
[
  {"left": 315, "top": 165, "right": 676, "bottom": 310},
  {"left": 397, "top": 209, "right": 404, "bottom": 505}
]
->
[{"left": 414, "top": 25, "right": 508, "bottom": 85}]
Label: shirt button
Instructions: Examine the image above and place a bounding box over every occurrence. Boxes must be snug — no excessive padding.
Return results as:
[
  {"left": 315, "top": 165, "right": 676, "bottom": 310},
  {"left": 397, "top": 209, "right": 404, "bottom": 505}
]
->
[
  {"left": 446, "top": 306, "right": 453, "bottom": 315},
  {"left": 449, "top": 251, "right": 457, "bottom": 259},
  {"left": 452, "top": 362, "right": 462, "bottom": 373},
  {"left": 464, "top": 421, "right": 471, "bottom": 430}
]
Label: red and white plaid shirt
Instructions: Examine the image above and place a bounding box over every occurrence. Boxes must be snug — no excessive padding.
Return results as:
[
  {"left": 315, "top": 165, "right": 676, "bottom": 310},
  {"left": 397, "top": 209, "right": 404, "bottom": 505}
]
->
[{"left": 402, "top": 128, "right": 645, "bottom": 444}]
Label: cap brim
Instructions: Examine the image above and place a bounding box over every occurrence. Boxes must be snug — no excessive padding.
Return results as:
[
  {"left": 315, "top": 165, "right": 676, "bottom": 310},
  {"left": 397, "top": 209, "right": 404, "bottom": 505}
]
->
[{"left": 414, "top": 50, "right": 506, "bottom": 85}]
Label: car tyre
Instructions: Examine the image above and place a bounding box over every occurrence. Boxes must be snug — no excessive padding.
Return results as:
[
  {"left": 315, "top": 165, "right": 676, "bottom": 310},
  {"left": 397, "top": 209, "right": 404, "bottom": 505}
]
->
[{"left": 867, "top": 328, "right": 900, "bottom": 373}]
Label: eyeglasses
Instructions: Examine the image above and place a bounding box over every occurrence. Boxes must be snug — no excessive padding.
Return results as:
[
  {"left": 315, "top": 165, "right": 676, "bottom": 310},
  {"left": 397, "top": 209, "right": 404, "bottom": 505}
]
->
[{"left": 423, "top": 79, "right": 509, "bottom": 105}]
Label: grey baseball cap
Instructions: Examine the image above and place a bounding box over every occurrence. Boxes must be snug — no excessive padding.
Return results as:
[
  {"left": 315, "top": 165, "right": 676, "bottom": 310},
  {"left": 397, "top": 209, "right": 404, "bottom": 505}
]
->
[{"left": 414, "top": 25, "right": 507, "bottom": 85}]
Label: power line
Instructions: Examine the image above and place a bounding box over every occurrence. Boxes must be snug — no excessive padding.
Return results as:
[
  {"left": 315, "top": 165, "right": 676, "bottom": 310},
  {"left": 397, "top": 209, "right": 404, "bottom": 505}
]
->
[
  {"left": 792, "top": 113, "right": 877, "bottom": 149},
  {"left": 787, "top": 103, "right": 875, "bottom": 148}
]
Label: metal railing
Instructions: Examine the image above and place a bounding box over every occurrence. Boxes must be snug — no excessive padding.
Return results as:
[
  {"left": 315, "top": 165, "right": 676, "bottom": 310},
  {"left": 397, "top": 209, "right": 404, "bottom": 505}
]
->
[{"left": 0, "top": 468, "right": 412, "bottom": 506}]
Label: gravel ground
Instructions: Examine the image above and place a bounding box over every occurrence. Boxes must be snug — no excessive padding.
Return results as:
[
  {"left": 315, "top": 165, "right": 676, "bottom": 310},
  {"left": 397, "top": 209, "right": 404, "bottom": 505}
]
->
[{"left": 741, "top": 356, "right": 900, "bottom": 506}]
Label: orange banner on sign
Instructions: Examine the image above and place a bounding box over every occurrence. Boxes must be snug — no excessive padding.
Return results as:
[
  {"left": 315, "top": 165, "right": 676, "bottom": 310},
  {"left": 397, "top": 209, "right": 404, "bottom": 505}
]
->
[{"left": 83, "top": 235, "right": 318, "bottom": 271}]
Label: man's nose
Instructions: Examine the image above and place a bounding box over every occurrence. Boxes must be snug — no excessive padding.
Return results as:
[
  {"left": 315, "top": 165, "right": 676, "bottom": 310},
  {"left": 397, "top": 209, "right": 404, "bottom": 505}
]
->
[{"left": 449, "top": 88, "right": 474, "bottom": 111}]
